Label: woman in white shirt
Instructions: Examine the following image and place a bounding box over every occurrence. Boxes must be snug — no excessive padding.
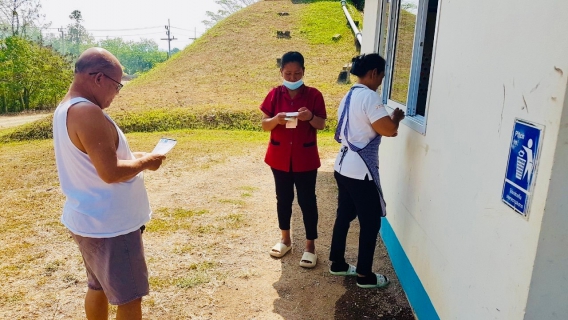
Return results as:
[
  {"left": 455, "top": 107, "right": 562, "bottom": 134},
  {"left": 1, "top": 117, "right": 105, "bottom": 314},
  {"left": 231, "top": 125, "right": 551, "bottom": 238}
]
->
[{"left": 328, "top": 53, "right": 405, "bottom": 288}]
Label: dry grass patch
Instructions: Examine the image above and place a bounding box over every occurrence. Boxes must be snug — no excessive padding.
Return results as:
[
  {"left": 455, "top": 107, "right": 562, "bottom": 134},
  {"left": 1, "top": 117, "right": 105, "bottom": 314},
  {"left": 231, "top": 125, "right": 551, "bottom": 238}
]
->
[
  {"left": 218, "top": 213, "right": 247, "bottom": 230},
  {"left": 238, "top": 185, "right": 259, "bottom": 192},
  {"left": 218, "top": 198, "right": 247, "bottom": 206},
  {"left": 0, "top": 129, "right": 270, "bottom": 317},
  {"left": 147, "top": 208, "right": 208, "bottom": 232},
  {"left": 150, "top": 261, "right": 216, "bottom": 290},
  {"left": 0, "top": 127, "right": 414, "bottom": 319}
]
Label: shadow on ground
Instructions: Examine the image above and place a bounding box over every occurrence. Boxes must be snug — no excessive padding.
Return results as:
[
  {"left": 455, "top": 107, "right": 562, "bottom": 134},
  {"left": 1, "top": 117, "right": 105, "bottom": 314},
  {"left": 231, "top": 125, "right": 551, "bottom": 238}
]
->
[{"left": 270, "top": 170, "right": 415, "bottom": 319}]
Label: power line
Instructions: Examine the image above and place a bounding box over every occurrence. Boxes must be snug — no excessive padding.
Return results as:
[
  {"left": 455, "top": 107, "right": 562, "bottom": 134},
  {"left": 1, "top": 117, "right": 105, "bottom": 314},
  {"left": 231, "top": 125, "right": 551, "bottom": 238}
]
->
[
  {"left": 173, "top": 34, "right": 197, "bottom": 38},
  {"left": 170, "top": 26, "right": 196, "bottom": 32},
  {"left": 87, "top": 26, "right": 164, "bottom": 32},
  {"left": 44, "top": 26, "right": 163, "bottom": 31},
  {"left": 44, "top": 26, "right": 201, "bottom": 33},
  {"left": 91, "top": 32, "right": 165, "bottom": 38},
  {"left": 41, "top": 22, "right": 201, "bottom": 48}
]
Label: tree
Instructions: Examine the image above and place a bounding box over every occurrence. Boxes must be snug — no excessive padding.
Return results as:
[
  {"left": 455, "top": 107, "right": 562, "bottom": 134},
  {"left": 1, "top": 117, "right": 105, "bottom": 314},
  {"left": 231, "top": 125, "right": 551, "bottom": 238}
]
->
[
  {"left": 0, "top": 0, "right": 47, "bottom": 39},
  {"left": 0, "top": 36, "right": 73, "bottom": 113},
  {"left": 41, "top": 30, "right": 65, "bottom": 53},
  {"left": 66, "top": 10, "right": 92, "bottom": 57},
  {"left": 97, "top": 38, "right": 167, "bottom": 75},
  {"left": 401, "top": 1, "right": 418, "bottom": 12},
  {"left": 202, "top": 0, "right": 258, "bottom": 29}
]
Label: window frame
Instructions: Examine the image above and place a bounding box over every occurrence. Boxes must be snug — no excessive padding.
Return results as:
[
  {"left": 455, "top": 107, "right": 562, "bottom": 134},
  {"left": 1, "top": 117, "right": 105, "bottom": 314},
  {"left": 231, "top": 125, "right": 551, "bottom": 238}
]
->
[{"left": 378, "top": 0, "right": 441, "bottom": 135}]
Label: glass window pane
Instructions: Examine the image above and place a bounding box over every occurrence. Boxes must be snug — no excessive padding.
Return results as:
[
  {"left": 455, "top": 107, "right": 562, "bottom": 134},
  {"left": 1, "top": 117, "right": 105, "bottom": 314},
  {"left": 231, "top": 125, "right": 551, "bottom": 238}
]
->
[
  {"left": 389, "top": 0, "right": 419, "bottom": 105},
  {"left": 379, "top": 1, "right": 390, "bottom": 58},
  {"left": 378, "top": 0, "right": 391, "bottom": 96}
]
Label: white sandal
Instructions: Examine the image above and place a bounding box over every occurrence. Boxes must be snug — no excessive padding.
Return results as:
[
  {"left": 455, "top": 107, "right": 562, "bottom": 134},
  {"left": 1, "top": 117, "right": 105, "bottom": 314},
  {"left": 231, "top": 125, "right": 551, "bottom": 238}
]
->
[
  {"left": 270, "top": 242, "right": 292, "bottom": 258},
  {"left": 299, "top": 252, "right": 317, "bottom": 268}
]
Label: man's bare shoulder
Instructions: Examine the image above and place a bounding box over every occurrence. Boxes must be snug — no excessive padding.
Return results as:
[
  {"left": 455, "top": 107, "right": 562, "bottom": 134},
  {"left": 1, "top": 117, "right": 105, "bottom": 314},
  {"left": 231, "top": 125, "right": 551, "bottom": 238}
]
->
[
  {"left": 66, "top": 101, "right": 110, "bottom": 137},
  {"left": 67, "top": 101, "right": 104, "bottom": 121},
  {"left": 65, "top": 99, "right": 115, "bottom": 152},
  {"left": 67, "top": 100, "right": 100, "bottom": 112}
]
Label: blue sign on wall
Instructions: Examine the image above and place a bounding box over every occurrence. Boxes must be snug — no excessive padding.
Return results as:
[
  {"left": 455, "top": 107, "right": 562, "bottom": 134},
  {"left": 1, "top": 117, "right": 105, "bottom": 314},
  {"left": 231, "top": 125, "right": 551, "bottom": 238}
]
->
[{"left": 502, "top": 119, "right": 544, "bottom": 217}]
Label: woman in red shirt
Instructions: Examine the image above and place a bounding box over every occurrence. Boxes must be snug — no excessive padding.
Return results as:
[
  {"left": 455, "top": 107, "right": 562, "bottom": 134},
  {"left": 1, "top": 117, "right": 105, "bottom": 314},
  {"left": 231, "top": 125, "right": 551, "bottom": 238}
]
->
[{"left": 260, "top": 51, "right": 327, "bottom": 268}]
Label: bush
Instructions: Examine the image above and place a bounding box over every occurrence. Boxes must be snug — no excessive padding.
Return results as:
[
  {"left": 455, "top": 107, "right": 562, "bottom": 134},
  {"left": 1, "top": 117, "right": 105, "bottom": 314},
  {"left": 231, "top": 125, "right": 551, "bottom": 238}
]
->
[{"left": 0, "top": 108, "right": 338, "bottom": 143}]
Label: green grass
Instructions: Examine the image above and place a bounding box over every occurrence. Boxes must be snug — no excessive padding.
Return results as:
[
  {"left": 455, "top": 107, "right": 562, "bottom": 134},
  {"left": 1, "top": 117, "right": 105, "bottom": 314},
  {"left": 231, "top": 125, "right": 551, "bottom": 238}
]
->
[
  {"left": 0, "top": 115, "right": 53, "bottom": 142},
  {"left": 299, "top": 1, "right": 363, "bottom": 45},
  {"left": 238, "top": 186, "right": 258, "bottom": 192},
  {"left": 0, "top": 292, "right": 24, "bottom": 304},
  {"left": 157, "top": 208, "right": 208, "bottom": 219},
  {"left": 389, "top": 9, "right": 416, "bottom": 105},
  {"left": 175, "top": 273, "right": 211, "bottom": 289},
  {"left": 195, "top": 225, "right": 216, "bottom": 234},
  {"left": 149, "top": 261, "right": 216, "bottom": 290},
  {"left": 220, "top": 213, "right": 246, "bottom": 229},
  {"left": 173, "top": 245, "right": 194, "bottom": 255},
  {"left": 147, "top": 208, "right": 209, "bottom": 232},
  {"left": 146, "top": 216, "right": 192, "bottom": 232},
  {"left": 218, "top": 199, "right": 246, "bottom": 206}
]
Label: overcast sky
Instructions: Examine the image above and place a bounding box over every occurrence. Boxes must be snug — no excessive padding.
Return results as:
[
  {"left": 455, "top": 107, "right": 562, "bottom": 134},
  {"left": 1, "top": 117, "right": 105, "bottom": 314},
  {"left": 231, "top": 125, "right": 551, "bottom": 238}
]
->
[{"left": 40, "top": 0, "right": 221, "bottom": 51}]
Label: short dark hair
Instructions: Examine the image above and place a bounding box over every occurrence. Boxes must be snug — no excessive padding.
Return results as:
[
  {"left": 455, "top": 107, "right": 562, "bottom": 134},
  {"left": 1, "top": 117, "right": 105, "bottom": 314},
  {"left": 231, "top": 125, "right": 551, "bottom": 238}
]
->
[
  {"left": 350, "top": 53, "right": 386, "bottom": 77},
  {"left": 281, "top": 51, "right": 305, "bottom": 69}
]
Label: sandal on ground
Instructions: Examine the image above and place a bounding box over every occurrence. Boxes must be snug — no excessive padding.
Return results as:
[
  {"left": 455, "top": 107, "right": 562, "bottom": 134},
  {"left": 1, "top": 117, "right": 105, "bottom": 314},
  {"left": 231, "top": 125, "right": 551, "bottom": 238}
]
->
[
  {"left": 299, "top": 252, "right": 317, "bottom": 268},
  {"left": 356, "top": 273, "right": 390, "bottom": 289},
  {"left": 270, "top": 242, "right": 292, "bottom": 258},
  {"left": 329, "top": 264, "right": 357, "bottom": 276}
]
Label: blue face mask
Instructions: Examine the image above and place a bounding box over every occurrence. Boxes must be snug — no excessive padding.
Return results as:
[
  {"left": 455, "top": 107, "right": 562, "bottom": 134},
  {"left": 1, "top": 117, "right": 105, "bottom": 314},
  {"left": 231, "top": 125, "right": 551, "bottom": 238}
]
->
[{"left": 283, "top": 79, "right": 304, "bottom": 90}]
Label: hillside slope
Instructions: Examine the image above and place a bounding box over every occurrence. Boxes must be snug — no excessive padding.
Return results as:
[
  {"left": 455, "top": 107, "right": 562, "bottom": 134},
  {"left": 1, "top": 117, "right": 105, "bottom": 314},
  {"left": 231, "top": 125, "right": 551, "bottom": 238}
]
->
[
  {"left": 1, "top": 0, "right": 362, "bottom": 141},
  {"left": 113, "top": 0, "right": 361, "bottom": 114}
]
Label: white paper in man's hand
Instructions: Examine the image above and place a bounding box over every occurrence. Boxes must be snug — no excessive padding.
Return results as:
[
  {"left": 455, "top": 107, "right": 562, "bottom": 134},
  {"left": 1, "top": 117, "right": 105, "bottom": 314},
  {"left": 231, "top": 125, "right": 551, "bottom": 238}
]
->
[{"left": 152, "top": 138, "right": 177, "bottom": 155}]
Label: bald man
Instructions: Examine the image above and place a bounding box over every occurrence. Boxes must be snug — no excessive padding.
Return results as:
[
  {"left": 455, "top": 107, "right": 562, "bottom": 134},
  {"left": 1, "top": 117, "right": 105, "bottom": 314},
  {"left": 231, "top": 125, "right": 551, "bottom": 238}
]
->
[{"left": 53, "top": 48, "right": 165, "bottom": 319}]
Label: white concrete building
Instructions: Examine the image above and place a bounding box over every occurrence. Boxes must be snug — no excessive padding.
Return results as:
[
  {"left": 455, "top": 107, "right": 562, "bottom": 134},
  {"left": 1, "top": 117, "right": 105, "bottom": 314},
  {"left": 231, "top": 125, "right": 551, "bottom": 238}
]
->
[{"left": 359, "top": 0, "right": 568, "bottom": 319}]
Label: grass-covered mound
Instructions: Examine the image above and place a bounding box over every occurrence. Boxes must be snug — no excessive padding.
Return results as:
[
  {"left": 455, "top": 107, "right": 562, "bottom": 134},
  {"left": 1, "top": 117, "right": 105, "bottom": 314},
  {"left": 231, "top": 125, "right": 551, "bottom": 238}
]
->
[{"left": 1, "top": 0, "right": 362, "bottom": 142}]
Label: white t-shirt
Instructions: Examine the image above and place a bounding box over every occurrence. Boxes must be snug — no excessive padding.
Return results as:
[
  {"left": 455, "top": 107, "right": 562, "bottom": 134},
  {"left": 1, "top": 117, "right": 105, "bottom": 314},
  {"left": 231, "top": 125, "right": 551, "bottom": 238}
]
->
[{"left": 333, "top": 84, "right": 389, "bottom": 180}]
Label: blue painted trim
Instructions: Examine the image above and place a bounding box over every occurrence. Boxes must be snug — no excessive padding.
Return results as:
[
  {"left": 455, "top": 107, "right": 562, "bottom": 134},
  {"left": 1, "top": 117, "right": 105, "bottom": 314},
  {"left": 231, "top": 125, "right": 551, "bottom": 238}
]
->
[{"left": 380, "top": 218, "right": 440, "bottom": 320}]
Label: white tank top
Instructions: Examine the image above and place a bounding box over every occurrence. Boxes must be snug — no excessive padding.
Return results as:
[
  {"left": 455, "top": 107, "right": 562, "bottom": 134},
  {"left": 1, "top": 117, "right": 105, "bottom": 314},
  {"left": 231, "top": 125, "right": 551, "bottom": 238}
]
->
[{"left": 53, "top": 97, "right": 151, "bottom": 238}]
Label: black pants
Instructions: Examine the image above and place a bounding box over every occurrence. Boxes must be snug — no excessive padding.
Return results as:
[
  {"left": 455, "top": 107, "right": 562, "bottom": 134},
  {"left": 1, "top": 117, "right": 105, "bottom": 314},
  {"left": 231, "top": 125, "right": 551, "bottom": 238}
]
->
[
  {"left": 329, "top": 171, "right": 383, "bottom": 275},
  {"left": 271, "top": 168, "right": 318, "bottom": 240}
]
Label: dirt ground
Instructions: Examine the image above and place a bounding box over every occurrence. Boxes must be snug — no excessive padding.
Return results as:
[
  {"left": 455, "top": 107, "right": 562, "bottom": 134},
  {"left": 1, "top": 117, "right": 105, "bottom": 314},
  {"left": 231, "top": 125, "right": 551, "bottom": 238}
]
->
[
  {"left": 141, "top": 147, "right": 415, "bottom": 320},
  {"left": 0, "top": 113, "right": 50, "bottom": 129},
  {"left": 143, "top": 143, "right": 415, "bottom": 319},
  {"left": 0, "top": 133, "right": 415, "bottom": 319}
]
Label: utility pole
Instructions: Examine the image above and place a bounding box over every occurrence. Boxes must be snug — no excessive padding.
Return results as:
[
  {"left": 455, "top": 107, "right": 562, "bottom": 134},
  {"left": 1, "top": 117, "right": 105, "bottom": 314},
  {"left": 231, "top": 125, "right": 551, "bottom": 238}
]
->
[
  {"left": 161, "top": 19, "right": 177, "bottom": 59},
  {"left": 57, "top": 26, "right": 65, "bottom": 54},
  {"left": 188, "top": 27, "right": 197, "bottom": 42}
]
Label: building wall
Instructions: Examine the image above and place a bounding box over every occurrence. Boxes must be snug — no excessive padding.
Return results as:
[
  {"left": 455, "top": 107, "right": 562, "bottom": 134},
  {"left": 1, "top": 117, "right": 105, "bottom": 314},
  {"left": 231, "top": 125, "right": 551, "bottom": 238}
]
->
[
  {"left": 524, "top": 80, "right": 568, "bottom": 320},
  {"left": 362, "top": 0, "right": 568, "bottom": 318}
]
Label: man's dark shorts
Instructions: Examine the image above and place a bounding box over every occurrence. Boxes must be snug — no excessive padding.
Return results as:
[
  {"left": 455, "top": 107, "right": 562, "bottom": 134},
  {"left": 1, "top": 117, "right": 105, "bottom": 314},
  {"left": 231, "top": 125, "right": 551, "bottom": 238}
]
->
[{"left": 70, "top": 229, "right": 149, "bottom": 305}]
